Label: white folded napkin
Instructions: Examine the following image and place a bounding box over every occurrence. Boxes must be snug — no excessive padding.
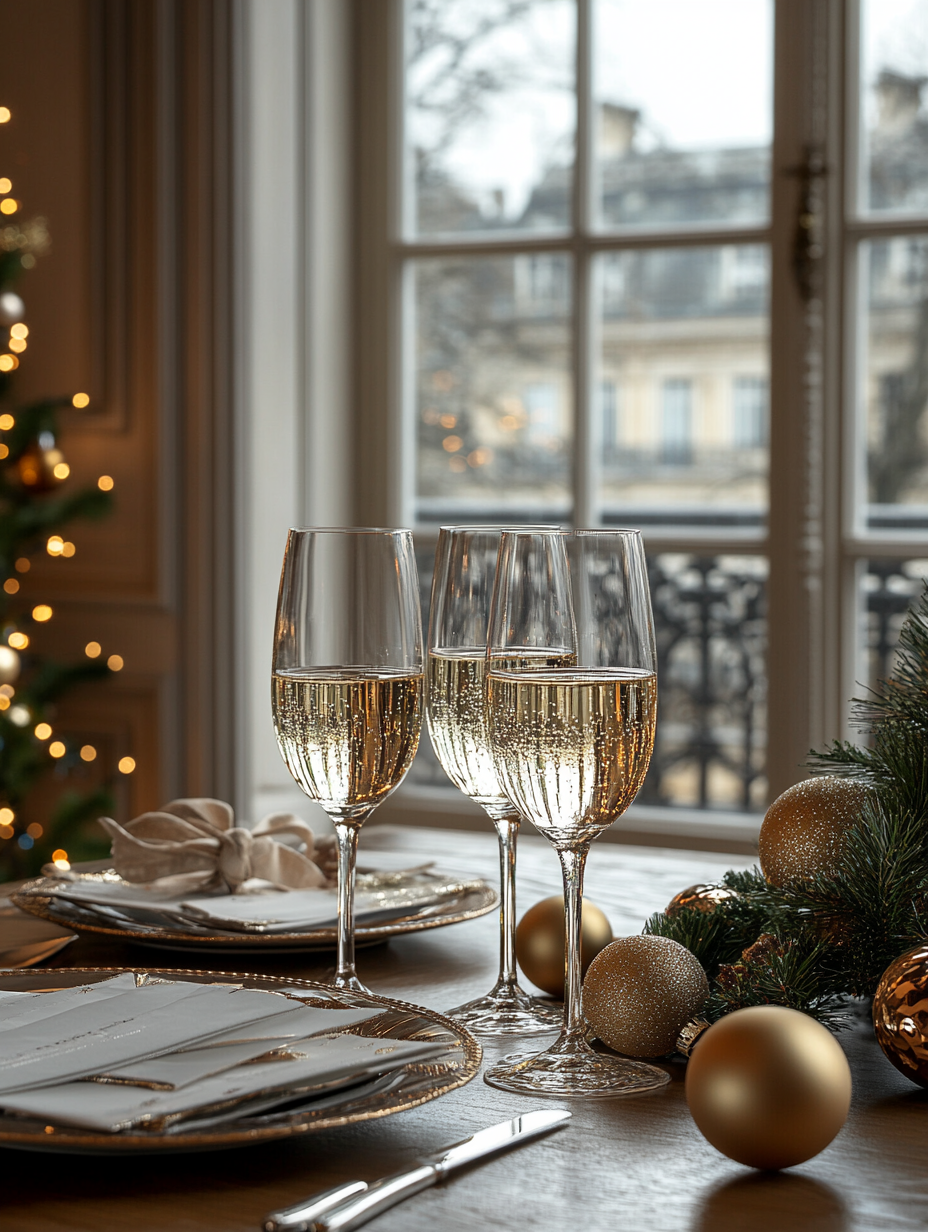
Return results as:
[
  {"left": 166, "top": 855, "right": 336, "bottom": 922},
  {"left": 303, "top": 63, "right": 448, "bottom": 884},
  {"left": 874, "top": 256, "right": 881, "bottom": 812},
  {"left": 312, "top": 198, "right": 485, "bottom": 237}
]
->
[
  {"left": 0, "top": 973, "right": 143, "bottom": 1031},
  {"left": 100, "top": 1006, "right": 378, "bottom": 1089},
  {"left": 0, "top": 1034, "right": 449, "bottom": 1133},
  {"left": 46, "top": 874, "right": 472, "bottom": 934},
  {"left": 0, "top": 982, "right": 314, "bottom": 1095}
]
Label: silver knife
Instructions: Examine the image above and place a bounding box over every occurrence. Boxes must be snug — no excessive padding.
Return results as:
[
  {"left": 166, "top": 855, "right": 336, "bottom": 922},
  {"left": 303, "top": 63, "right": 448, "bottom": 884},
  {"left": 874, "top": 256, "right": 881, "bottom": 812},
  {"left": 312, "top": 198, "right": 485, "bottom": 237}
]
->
[{"left": 262, "top": 1108, "right": 571, "bottom": 1232}]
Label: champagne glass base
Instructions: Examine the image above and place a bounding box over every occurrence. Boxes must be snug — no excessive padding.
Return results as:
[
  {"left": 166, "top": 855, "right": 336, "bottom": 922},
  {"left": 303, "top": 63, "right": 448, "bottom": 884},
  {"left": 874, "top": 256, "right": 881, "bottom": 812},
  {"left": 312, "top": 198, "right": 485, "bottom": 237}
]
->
[
  {"left": 333, "top": 972, "right": 371, "bottom": 996},
  {"left": 446, "top": 984, "right": 562, "bottom": 1036},
  {"left": 483, "top": 1047, "right": 670, "bottom": 1098}
]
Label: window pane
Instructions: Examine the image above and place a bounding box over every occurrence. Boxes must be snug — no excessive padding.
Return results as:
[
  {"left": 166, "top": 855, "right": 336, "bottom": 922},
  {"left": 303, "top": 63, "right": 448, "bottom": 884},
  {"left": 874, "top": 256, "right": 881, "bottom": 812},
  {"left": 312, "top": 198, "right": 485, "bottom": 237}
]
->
[
  {"left": 641, "top": 554, "right": 767, "bottom": 813},
  {"left": 596, "top": 246, "right": 770, "bottom": 530},
  {"left": 593, "top": 0, "right": 772, "bottom": 228},
  {"left": 863, "top": 237, "right": 928, "bottom": 528},
  {"left": 859, "top": 0, "right": 928, "bottom": 215},
  {"left": 407, "top": 546, "right": 767, "bottom": 812},
  {"left": 406, "top": 0, "right": 576, "bottom": 236},
  {"left": 413, "top": 254, "right": 573, "bottom": 524},
  {"left": 861, "top": 558, "right": 928, "bottom": 687}
]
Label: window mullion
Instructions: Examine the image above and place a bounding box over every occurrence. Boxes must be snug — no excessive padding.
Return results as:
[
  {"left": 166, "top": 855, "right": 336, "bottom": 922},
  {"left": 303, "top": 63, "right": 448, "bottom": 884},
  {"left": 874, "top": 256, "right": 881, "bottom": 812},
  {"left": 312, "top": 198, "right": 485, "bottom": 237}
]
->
[
  {"left": 766, "top": 0, "right": 835, "bottom": 797},
  {"left": 573, "top": 0, "right": 594, "bottom": 527}
]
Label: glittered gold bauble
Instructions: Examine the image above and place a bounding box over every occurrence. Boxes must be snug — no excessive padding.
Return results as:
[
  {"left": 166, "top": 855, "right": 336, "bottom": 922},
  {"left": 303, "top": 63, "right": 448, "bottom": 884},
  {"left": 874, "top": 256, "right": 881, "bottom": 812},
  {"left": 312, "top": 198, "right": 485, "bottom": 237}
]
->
[
  {"left": 515, "top": 895, "right": 613, "bottom": 998},
  {"left": 873, "top": 943, "right": 928, "bottom": 1087},
  {"left": 686, "top": 1005, "right": 852, "bottom": 1170},
  {"left": 583, "top": 935, "right": 709, "bottom": 1057},
  {"left": 759, "top": 775, "right": 871, "bottom": 888},
  {"left": 665, "top": 883, "right": 736, "bottom": 916},
  {"left": 0, "top": 645, "right": 20, "bottom": 685},
  {"left": 17, "top": 443, "right": 67, "bottom": 492}
]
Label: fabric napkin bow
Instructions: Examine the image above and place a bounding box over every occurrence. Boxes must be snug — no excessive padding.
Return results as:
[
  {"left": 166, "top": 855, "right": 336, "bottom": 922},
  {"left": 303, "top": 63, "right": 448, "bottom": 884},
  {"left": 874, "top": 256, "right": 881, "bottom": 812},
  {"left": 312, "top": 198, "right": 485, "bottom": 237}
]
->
[{"left": 97, "top": 798, "right": 336, "bottom": 893}]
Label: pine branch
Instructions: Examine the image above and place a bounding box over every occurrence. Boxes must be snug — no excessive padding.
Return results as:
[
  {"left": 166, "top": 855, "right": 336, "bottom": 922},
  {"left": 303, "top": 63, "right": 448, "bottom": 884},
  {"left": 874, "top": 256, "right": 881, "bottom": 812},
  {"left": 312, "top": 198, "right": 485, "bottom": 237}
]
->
[{"left": 706, "top": 934, "right": 849, "bottom": 1028}]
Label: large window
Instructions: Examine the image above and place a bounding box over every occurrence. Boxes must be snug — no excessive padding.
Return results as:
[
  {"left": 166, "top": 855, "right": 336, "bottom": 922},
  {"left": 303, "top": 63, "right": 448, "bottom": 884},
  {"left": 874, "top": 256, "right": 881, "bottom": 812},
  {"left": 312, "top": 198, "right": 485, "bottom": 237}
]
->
[{"left": 349, "top": 0, "right": 928, "bottom": 838}]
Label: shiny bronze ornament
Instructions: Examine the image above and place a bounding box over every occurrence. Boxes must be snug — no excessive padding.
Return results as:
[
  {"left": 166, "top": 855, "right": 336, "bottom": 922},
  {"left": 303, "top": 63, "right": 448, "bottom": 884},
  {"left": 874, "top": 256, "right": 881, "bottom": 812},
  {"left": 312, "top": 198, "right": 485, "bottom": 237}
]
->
[
  {"left": 685, "top": 1005, "right": 852, "bottom": 1170},
  {"left": 759, "top": 775, "right": 872, "bottom": 888},
  {"left": 665, "top": 883, "right": 736, "bottom": 917},
  {"left": 515, "top": 895, "right": 612, "bottom": 998},
  {"left": 583, "top": 934, "right": 709, "bottom": 1058},
  {"left": 873, "top": 943, "right": 928, "bottom": 1088}
]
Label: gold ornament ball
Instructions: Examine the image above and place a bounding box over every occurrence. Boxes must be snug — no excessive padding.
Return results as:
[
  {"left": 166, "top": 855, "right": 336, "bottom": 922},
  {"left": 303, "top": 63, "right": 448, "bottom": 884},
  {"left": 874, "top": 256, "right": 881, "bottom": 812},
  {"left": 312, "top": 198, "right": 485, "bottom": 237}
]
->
[
  {"left": 665, "top": 883, "right": 736, "bottom": 917},
  {"left": 686, "top": 1005, "right": 852, "bottom": 1170},
  {"left": 759, "top": 775, "right": 871, "bottom": 888},
  {"left": 583, "top": 935, "right": 709, "bottom": 1057},
  {"left": 873, "top": 943, "right": 928, "bottom": 1088},
  {"left": 0, "top": 645, "right": 20, "bottom": 685},
  {"left": 515, "top": 895, "right": 613, "bottom": 998}
]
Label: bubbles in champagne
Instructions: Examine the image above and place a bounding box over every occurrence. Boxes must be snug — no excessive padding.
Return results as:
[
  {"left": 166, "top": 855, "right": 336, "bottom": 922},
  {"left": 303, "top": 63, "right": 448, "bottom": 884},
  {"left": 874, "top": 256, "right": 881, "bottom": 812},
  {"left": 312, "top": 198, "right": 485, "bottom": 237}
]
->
[
  {"left": 428, "top": 648, "right": 578, "bottom": 812},
  {"left": 488, "top": 669, "right": 657, "bottom": 848},
  {"left": 428, "top": 650, "right": 506, "bottom": 808},
  {"left": 272, "top": 668, "right": 423, "bottom": 822}
]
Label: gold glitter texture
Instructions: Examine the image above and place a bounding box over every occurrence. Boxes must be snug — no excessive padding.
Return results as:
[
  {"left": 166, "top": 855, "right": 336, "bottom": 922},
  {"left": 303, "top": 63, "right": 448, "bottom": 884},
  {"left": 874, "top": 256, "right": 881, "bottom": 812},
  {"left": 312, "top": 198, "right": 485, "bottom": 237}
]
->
[
  {"left": 583, "top": 934, "right": 708, "bottom": 1057},
  {"left": 873, "top": 943, "right": 928, "bottom": 1088},
  {"left": 759, "top": 775, "right": 871, "bottom": 888}
]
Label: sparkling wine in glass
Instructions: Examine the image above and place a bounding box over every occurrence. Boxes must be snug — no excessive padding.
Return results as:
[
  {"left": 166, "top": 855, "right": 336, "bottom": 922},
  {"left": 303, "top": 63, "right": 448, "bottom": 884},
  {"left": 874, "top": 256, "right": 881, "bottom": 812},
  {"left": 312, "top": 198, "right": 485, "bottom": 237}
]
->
[
  {"left": 428, "top": 527, "right": 563, "bottom": 1035},
  {"left": 272, "top": 528, "right": 424, "bottom": 994},
  {"left": 483, "top": 529, "right": 668, "bottom": 1096}
]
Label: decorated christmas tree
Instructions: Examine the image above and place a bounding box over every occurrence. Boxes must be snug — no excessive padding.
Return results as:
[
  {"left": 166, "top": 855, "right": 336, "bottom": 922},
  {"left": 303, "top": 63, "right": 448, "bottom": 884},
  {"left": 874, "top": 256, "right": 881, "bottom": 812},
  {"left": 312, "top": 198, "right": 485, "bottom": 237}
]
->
[{"left": 0, "top": 105, "right": 119, "bottom": 880}]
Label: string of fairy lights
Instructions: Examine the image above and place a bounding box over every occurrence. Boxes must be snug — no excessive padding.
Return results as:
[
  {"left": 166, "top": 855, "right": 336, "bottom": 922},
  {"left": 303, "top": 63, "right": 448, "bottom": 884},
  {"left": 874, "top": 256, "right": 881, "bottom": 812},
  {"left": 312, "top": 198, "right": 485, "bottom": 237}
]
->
[{"left": 0, "top": 102, "right": 133, "bottom": 868}]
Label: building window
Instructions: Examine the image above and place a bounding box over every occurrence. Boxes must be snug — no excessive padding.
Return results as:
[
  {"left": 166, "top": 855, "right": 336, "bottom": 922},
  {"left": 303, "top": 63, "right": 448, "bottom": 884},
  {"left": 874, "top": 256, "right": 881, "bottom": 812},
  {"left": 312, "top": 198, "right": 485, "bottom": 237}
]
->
[
  {"left": 660, "top": 379, "right": 693, "bottom": 465},
  {"left": 600, "top": 380, "right": 619, "bottom": 459},
  {"left": 733, "top": 376, "right": 768, "bottom": 449}
]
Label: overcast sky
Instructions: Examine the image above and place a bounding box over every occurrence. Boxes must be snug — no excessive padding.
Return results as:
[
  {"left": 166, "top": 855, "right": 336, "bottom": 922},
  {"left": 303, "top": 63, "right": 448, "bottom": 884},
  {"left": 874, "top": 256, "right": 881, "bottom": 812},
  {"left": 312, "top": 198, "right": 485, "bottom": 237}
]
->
[
  {"left": 409, "top": 0, "right": 928, "bottom": 227},
  {"left": 408, "top": 0, "right": 772, "bottom": 223}
]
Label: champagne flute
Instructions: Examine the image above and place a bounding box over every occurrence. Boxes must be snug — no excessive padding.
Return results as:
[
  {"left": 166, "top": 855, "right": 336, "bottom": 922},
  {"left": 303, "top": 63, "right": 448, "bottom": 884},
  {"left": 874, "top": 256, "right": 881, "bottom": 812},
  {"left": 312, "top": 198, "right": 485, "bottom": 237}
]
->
[
  {"left": 427, "top": 526, "right": 562, "bottom": 1035},
  {"left": 483, "top": 529, "right": 668, "bottom": 1096},
  {"left": 272, "top": 528, "right": 424, "bottom": 994}
]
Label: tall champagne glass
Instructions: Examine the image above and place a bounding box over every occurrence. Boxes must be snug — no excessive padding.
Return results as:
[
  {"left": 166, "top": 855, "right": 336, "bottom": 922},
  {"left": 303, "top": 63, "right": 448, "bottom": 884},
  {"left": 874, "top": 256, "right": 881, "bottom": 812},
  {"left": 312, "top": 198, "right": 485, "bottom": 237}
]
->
[
  {"left": 483, "top": 529, "right": 668, "bottom": 1096},
  {"left": 272, "top": 528, "right": 424, "bottom": 994},
  {"left": 428, "top": 527, "right": 562, "bottom": 1035}
]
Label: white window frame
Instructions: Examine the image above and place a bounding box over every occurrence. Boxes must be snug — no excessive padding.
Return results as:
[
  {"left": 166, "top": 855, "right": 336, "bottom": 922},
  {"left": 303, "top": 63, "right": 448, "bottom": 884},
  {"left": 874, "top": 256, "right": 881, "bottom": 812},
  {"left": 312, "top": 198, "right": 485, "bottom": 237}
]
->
[{"left": 235, "top": 0, "right": 928, "bottom": 850}]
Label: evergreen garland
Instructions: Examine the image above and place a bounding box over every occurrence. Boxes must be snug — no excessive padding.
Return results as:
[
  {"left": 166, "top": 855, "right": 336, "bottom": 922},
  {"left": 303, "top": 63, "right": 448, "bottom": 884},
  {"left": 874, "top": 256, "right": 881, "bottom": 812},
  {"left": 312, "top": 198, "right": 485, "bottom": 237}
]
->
[{"left": 645, "top": 585, "right": 928, "bottom": 1025}]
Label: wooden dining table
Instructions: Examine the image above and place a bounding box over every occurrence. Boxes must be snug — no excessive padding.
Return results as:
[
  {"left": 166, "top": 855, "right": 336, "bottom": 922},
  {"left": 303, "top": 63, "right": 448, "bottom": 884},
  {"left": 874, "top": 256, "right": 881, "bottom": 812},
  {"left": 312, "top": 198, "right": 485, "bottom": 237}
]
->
[{"left": 0, "top": 823, "right": 923, "bottom": 1232}]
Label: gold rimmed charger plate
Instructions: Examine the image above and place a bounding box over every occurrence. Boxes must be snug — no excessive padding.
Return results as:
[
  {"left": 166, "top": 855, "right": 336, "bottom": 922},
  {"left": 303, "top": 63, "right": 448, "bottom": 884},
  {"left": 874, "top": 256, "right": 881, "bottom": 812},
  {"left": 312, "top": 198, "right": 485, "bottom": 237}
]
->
[
  {"left": 0, "top": 966, "right": 481, "bottom": 1154},
  {"left": 12, "top": 869, "right": 497, "bottom": 953}
]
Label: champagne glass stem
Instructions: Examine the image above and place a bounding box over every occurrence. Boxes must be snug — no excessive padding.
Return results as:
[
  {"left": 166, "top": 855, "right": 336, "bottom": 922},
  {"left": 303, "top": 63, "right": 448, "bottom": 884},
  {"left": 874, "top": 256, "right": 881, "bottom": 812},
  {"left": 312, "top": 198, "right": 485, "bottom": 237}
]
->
[
  {"left": 333, "top": 820, "right": 364, "bottom": 992},
  {"left": 492, "top": 814, "right": 520, "bottom": 992},
  {"left": 555, "top": 843, "right": 591, "bottom": 1054}
]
